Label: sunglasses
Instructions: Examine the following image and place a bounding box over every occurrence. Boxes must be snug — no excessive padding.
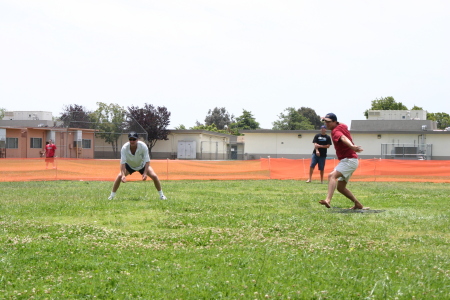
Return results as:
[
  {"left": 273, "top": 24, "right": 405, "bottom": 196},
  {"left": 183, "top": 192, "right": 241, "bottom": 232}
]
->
[{"left": 129, "top": 138, "right": 137, "bottom": 141}]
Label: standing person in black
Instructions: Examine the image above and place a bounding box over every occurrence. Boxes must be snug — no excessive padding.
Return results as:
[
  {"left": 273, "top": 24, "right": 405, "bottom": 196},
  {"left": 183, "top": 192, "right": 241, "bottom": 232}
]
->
[{"left": 306, "top": 125, "right": 332, "bottom": 183}]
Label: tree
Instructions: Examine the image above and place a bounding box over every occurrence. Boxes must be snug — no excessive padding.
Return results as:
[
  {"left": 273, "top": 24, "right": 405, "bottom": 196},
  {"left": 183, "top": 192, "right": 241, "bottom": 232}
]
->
[
  {"left": 364, "top": 96, "right": 408, "bottom": 119},
  {"left": 411, "top": 105, "right": 423, "bottom": 110},
  {"left": 174, "top": 124, "right": 186, "bottom": 130},
  {"left": 59, "top": 104, "right": 93, "bottom": 128},
  {"left": 272, "top": 107, "right": 314, "bottom": 130},
  {"left": 189, "top": 123, "right": 228, "bottom": 133},
  {"left": 204, "top": 107, "right": 234, "bottom": 130},
  {"left": 231, "top": 109, "right": 260, "bottom": 130},
  {"left": 297, "top": 107, "right": 322, "bottom": 129},
  {"left": 427, "top": 112, "right": 450, "bottom": 130},
  {"left": 127, "top": 104, "right": 171, "bottom": 156},
  {"left": 0, "top": 107, "right": 5, "bottom": 120},
  {"left": 92, "top": 102, "right": 127, "bottom": 158}
]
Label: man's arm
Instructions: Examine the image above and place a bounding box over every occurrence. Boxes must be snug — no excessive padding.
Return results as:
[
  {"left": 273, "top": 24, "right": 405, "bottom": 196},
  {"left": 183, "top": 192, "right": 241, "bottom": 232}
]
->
[
  {"left": 314, "top": 143, "right": 330, "bottom": 149},
  {"left": 340, "top": 135, "right": 363, "bottom": 152},
  {"left": 120, "top": 164, "right": 127, "bottom": 183},
  {"left": 142, "top": 161, "right": 150, "bottom": 181}
]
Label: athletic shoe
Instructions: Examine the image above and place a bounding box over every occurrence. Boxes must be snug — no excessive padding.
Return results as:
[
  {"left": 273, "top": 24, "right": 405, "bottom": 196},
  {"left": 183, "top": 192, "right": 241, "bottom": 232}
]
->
[
  {"left": 160, "top": 195, "right": 167, "bottom": 200},
  {"left": 108, "top": 195, "right": 115, "bottom": 200}
]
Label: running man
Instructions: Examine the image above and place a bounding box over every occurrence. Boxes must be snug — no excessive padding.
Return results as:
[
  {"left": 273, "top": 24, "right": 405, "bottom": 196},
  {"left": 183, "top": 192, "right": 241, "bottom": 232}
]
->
[{"left": 319, "top": 113, "right": 367, "bottom": 209}]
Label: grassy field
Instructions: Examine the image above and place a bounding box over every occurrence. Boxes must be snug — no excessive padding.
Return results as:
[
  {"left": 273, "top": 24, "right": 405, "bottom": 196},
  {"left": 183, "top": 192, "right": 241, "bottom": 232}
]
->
[{"left": 1, "top": 180, "right": 449, "bottom": 299}]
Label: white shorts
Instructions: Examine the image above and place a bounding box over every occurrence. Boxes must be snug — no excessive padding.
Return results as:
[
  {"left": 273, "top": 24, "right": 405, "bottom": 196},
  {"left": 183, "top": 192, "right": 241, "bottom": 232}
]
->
[{"left": 335, "top": 158, "right": 358, "bottom": 182}]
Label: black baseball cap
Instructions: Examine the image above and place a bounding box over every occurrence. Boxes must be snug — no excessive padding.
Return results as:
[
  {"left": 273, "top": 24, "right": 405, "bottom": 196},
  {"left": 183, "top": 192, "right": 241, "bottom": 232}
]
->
[
  {"left": 322, "top": 113, "right": 337, "bottom": 122},
  {"left": 128, "top": 132, "right": 139, "bottom": 139}
]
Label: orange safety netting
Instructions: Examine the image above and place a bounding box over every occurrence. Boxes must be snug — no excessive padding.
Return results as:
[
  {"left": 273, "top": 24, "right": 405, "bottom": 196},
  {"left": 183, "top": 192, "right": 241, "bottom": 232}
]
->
[
  {"left": 260, "top": 158, "right": 450, "bottom": 183},
  {"left": 0, "top": 158, "right": 449, "bottom": 183}
]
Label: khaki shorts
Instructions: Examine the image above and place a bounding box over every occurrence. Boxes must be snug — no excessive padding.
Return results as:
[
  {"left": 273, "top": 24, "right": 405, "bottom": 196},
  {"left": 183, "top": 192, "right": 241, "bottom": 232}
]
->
[{"left": 335, "top": 158, "right": 358, "bottom": 182}]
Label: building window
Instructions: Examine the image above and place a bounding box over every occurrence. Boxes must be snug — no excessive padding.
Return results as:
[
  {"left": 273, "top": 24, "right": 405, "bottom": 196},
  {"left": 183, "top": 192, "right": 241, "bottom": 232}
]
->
[
  {"left": 82, "top": 139, "right": 91, "bottom": 149},
  {"left": 30, "top": 137, "right": 42, "bottom": 148},
  {"left": 6, "top": 138, "right": 18, "bottom": 149}
]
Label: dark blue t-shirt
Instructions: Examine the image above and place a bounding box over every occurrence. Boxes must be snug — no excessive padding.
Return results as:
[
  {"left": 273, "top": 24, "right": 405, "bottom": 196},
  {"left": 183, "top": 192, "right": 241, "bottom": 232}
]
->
[{"left": 312, "top": 134, "right": 332, "bottom": 157}]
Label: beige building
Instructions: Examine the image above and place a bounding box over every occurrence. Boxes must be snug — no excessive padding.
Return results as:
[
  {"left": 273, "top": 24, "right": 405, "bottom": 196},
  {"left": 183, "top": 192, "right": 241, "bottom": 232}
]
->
[
  {"left": 240, "top": 118, "right": 450, "bottom": 160},
  {"left": 95, "top": 130, "right": 240, "bottom": 160}
]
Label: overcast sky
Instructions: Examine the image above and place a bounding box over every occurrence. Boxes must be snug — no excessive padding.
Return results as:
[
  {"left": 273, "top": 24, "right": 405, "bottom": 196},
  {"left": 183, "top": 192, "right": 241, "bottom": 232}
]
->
[{"left": 1, "top": 0, "right": 449, "bottom": 129}]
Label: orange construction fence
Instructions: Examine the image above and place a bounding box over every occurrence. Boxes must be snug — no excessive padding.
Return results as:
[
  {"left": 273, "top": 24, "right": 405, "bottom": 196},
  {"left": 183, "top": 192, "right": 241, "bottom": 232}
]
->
[{"left": 0, "top": 158, "right": 449, "bottom": 183}]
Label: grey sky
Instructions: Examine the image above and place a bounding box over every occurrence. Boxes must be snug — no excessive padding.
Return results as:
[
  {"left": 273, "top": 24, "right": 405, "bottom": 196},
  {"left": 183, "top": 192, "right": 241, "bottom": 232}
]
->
[{"left": 1, "top": 0, "right": 449, "bottom": 129}]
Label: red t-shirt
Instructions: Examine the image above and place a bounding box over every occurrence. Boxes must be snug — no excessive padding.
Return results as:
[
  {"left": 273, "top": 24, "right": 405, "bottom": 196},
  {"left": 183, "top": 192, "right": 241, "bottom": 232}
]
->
[
  {"left": 331, "top": 123, "right": 358, "bottom": 160},
  {"left": 45, "top": 143, "right": 57, "bottom": 158}
]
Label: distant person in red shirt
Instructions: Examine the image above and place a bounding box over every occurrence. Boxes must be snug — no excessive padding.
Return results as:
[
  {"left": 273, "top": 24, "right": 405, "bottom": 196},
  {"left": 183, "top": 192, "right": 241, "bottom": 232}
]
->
[
  {"left": 45, "top": 140, "right": 57, "bottom": 169},
  {"left": 318, "top": 113, "right": 368, "bottom": 210}
]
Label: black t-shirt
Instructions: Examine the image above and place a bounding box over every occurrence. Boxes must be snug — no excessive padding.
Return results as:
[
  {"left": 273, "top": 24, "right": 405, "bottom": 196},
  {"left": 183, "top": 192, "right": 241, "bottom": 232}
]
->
[{"left": 312, "top": 133, "right": 332, "bottom": 157}]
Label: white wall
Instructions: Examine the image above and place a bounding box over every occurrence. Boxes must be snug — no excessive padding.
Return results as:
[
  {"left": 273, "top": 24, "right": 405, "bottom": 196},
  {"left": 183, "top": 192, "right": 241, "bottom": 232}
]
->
[
  {"left": 3, "top": 111, "right": 53, "bottom": 121},
  {"left": 243, "top": 132, "right": 336, "bottom": 158},
  {"left": 243, "top": 131, "right": 450, "bottom": 160},
  {"left": 152, "top": 132, "right": 230, "bottom": 158},
  {"left": 425, "top": 134, "right": 450, "bottom": 157}
]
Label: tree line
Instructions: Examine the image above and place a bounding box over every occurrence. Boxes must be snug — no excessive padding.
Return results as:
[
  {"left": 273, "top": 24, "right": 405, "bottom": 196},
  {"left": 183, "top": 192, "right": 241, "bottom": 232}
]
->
[
  {"left": 58, "top": 103, "right": 170, "bottom": 157},
  {"left": 1, "top": 96, "right": 448, "bottom": 156}
]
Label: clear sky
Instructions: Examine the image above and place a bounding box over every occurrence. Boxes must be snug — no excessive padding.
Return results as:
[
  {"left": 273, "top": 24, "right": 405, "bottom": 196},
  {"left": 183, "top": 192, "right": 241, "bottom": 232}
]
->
[{"left": 1, "top": 0, "right": 449, "bottom": 129}]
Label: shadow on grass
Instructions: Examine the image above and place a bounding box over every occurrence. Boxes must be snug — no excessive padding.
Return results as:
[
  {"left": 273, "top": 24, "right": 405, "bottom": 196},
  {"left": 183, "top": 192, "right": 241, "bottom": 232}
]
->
[{"left": 330, "top": 207, "right": 385, "bottom": 214}]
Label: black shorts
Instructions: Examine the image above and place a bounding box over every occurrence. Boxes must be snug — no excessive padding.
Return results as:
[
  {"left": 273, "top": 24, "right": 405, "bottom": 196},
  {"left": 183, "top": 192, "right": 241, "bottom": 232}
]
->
[{"left": 125, "top": 163, "right": 145, "bottom": 175}]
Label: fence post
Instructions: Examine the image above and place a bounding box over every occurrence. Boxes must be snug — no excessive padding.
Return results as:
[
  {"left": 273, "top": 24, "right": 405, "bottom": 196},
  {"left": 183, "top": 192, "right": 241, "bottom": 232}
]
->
[
  {"left": 166, "top": 158, "right": 169, "bottom": 180},
  {"left": 268, "top": 156, "right": 271, "bottom": 179}
]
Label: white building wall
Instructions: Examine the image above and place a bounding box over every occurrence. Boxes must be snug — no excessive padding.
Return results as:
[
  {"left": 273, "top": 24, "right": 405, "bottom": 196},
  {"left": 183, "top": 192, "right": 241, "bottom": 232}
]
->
[
  {"left": 151, "top": 133, "right": 230, "bottom": 158},
  {"left": 368, "top": 110, "right": 427, "bottom": 120},
  {"left": 244, "top": 131, "right": 450, "bottom": 160},
  {"left": 243, "top": 132, "right": 337, "bottom": 158},
  {"left": 352, "top": 133, "right": 425, "bottom": 158},
  {"left": 425, "top": 134, "right": 450, "bottom": 157},
  {"left": 3, "top": 111, "right": 53, "bottom": 121}
]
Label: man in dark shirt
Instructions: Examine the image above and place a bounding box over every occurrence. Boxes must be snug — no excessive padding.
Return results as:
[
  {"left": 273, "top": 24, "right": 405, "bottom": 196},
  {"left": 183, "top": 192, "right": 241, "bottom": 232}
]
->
[{"left": 306, "top": 125, "right": 332, "bottom": 183}]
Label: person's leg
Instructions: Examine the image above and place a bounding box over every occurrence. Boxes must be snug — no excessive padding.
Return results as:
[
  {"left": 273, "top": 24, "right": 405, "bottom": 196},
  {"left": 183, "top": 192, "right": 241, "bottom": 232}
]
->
[
  {"left": 147, "top": 166, "right": 166, "bottom": 199},
  {"left": 336, "top": 180, "right": 364, "bottom": 209},
  {"left": 109, "top": 171, "right": 129, "bottom": 200},
  {"left": 112, "top": 173, "right": 123, "bottom": 193},
  {"left": 319, "top": 169, "right": 343, "bottom": 208},
  {"left": 307, "top": 154, "right": 317, "bottom": 183},
  {"left": 318, "top": 157, "right": 326, "bottom": 183},
  {"left": 306, "top": 167, "right": 314, "bottom": 183},
  {"left": 146, "top": 166, "right": 162, "bottom": 191}
]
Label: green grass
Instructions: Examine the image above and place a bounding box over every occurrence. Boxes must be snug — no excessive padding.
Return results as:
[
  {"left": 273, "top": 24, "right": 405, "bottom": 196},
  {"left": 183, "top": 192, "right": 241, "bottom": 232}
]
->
[{"left": 1, "top": 180, "right": 449, "bottom": 299}]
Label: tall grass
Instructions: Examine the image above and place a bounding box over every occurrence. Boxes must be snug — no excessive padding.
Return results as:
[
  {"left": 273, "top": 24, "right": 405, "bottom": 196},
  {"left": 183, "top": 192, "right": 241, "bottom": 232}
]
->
[{"left": 1, "top": 180, "right": 449, "bottom": 299}]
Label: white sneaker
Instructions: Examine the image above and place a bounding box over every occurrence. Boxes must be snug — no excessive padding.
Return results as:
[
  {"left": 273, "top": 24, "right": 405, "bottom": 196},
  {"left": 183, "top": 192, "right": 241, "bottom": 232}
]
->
[
  {"left": 160, "top": 195, "right": 167, "bottom": 200},
  {"left": 108, "top": 195, "right": 115, "bottom": 200}
]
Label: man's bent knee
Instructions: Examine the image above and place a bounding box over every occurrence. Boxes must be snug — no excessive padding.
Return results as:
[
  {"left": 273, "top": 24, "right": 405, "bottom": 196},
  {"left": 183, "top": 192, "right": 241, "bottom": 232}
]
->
[
  {"left": 148, "top": 172, "right": 159, "bottom": 181},
  {"left": 328, "top": 171, "right": 342, "bottom": 180},
  {"left": 337, "top": 185, "right": 346, "bottom": 193}
]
